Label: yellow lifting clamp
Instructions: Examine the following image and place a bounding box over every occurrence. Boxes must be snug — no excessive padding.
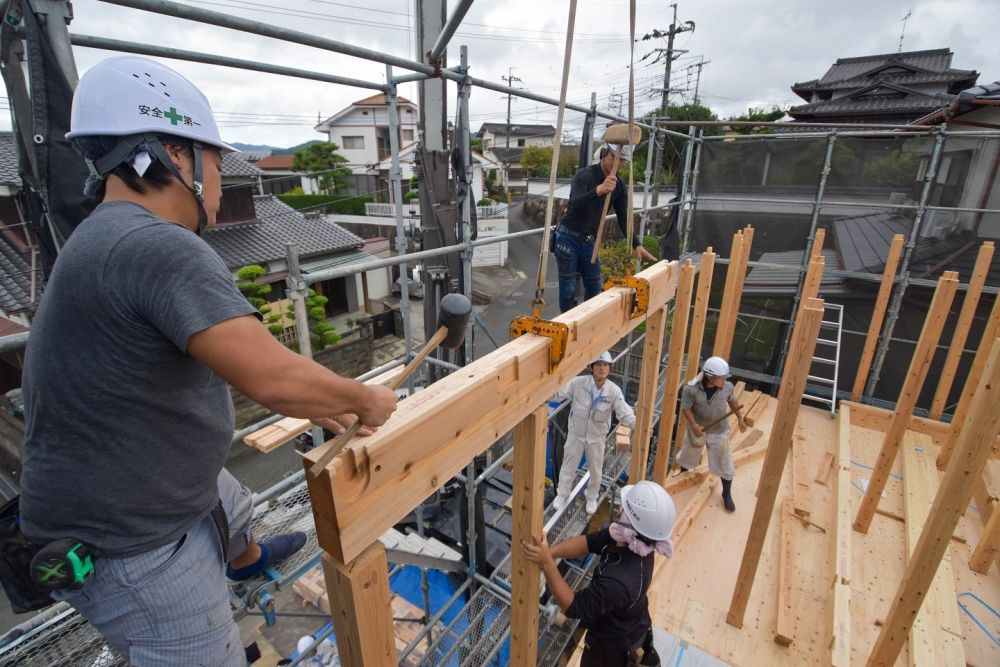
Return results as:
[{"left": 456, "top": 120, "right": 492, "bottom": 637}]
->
[
  {"left": 509, "top": 298, "right": 569, "bottom": 373},
  {"left": 605, "top": 275, "right": 650, "bottom": 320}
]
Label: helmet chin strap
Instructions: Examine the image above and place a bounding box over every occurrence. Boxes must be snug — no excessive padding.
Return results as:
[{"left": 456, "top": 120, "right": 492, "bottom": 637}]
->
[{"left": 94, "top": 133, "right": 209, "bottom": 235}]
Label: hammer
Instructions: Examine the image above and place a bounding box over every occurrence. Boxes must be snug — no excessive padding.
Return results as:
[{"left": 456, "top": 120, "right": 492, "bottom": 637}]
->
[
  {"left": 307, "top": 293, "right": 472, "bottom": 479},
  {"left": 589, "top": 123, "right": 642, "bottom": 264}
]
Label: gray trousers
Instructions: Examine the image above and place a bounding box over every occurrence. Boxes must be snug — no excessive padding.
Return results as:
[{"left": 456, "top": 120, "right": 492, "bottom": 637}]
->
[
  {"left": 674, "top": 428, "right": 736, "bottom": 480},
  {"left": 53, "top": 469, "right": 253, "bottom": 666}
]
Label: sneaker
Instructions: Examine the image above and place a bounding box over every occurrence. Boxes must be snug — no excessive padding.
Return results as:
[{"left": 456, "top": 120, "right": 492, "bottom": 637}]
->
[
  {"left": 553, "top": 495, "right": 567, "bottom": 510},
  {"left": 585, "top": 500, "right": 598, "bottom": 515},
  {"left": 227, "top": 531, "right": 308, "bottom": 581}
]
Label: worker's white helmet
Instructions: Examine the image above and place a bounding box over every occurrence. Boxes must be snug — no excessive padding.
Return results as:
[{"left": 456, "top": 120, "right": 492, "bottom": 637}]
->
[
  {"left": 702, "top": 356, "right": 731, "bottom": 378},
  {"left": 66, "top": 56, "right": 234, "bottom": 152},
  {"left": 621, "top": 481, "right": 676, "bottom": 541},
  {"left": 596, "top": 143, "right": 633, "bottom": 163},
  {"left": 592, "top": 351, "right": 613, "bottom": 366}
]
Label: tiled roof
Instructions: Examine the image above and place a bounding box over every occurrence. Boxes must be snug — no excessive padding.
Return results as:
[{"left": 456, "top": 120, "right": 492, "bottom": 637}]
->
[
  {"left": 490, "top": 147, "right": 524, "bottom": 164},
  {"left": 0, "top": 236, "right": 42, "bottom": 315},
  {"left": 742, "top": 248, "right": 848, "bottom": 296},
  {"left": 203, "top": 195, "right": 363, "bottom": 269},
  {"left": 789, "top": 83, "right": 953, "bottom": 118},
  {"left": 0, "top": 133, "right": 20, "bottom": 187},
  {"left": 255, "top": 155, "right": 296, "bottom": 170},
  {"left": 352, "top": 93, "right": 415, "bottom": 106},
  {"left": 479, "top": 122, "right": 557, "bottom": 137},
  {"left": 221, "top": 152, "right": 263, "bottom": 178},
  {"left": 806, "top": 49, "right": 962, "bottom": 86},
  {"left": 796, "top": 70, "right": 977, "bottom": 92}
]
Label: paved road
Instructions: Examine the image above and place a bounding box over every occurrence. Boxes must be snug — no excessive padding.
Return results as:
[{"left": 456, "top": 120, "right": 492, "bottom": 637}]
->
[{"left": 472, "top": 202, "right": 561, "bottom": 357}]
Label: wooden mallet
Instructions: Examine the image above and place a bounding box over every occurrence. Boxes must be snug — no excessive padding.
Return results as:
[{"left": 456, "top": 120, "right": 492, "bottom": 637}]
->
[
  {"left": 307, "top": 293, "right": 472, "bottom": 479},
  {"left": 590, "top": 122, "right": 642, "bottom": 263}
]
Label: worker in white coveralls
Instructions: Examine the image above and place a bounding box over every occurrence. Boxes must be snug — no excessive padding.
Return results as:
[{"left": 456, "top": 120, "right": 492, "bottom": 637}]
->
[
  {"left": 673, "top": 356, "right": 747, "bottom": 512},
  {"left": 552, "top": 352, "right": 637, "bottom": 515}
]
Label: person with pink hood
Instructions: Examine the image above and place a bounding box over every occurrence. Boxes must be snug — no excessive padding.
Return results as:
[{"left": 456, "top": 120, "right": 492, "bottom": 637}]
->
[{"left": 522, "top": 481, "right": 676, "bottom": 666}]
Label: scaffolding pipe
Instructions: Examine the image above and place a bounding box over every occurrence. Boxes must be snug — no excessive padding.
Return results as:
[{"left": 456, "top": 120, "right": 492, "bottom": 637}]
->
[
  {"left": 397, "top": 578, "right": 474, "bottom": 663},
  {"left": 458, "top": 46, "right": 475, "bottom": 361},
  {"left": 865, "top": 129, "right": 948, "bottom": 400},
  {"left": 285, "top": 244, "right": 325, "bottom": 446},
  {"left": 67, "top": 33, "right": 387, "bottom": 90},
  {"left": 385, "top": 67, "right": 414, "bottom": 367},
  {"left": 680, "top": 129, "right": 705, "bottom": 252},
  {"left": 658, "top": 120, "right": 934, "bottom": 131},
  {"left": 773, "top": 131, "right": 837, "bottom": 386},
  {"left": 99, "top": 0, "right": 438, "bottom": 75},
  {"left": 692, "top": 194, "right": 1000, "bottom": 216},
  {"left": 427, "top": 0, "right": 475, "bottom": 63}
]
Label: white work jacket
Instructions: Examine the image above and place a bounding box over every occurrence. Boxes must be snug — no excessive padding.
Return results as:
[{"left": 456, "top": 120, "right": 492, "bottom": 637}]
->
[{"left": 553, "top": 375, "right": 636, "bottom": 444}]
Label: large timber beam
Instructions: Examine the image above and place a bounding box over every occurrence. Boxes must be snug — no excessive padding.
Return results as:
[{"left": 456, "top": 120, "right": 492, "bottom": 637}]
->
[
  {"left": 867, "top": 339, "right": 1000, "bottom": 667},
  {"left": 854, "top": 272, "right": 958, "bottom": 534},
  {"left": 726, "top": 298, "right": 824, "bottom": 628},
  {"left": 304, "top": 260, "right": 678, "bottom": 563},
  {"left": 851, "top": 234, "right": 904, "bottom": 402},
  {"left": 629, "top": 305, "right": 668, "bottom": 484}
]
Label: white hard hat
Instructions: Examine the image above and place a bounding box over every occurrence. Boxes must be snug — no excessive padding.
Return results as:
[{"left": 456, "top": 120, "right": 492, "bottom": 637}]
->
[
  {"left": 67, "top": 56, "right": 234, "bottom": 152},
  {"left": 596, "top": 143, "right": 633, "bottom": 163},
  {"left": 621, "top": 481, "right": 676, "bottom": 541},
  {"left": 592, "top": 351, "right": 613, "bottom": 366},
  {"left": 702, "top": 356, "right": 731, "bottom": 378}
]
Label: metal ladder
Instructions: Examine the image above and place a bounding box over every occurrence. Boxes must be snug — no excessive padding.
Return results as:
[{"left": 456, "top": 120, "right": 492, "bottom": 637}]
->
[{"left": 803, "top": 303, "right": 843, "bottom": 418}]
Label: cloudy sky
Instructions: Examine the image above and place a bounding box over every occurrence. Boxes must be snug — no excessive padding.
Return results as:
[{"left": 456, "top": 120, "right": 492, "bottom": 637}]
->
[{"left": 10, "top": 0, "right": 1000, "bottom": 147}]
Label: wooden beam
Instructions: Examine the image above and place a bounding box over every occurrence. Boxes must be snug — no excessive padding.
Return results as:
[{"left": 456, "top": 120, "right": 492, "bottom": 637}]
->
[
  {"left": 304, "top": 261, "right": 678, "bottom": 563},
  {"left": 828, "top": 406, "right": 852, "bottom": 666},
  {"left": 938, "top": 290, "right": 1000, "bottom": 469},
  {"left": 714, "top": 231, "right": 745, "bottom": 359},
  {"left": 244, "top": 416, "right": 311, "bottom": 452},
  {"left": 815, "top": 452, "right": 835, "bottom": 486},
  {"left": 970, "top": 499, "right": 1000, "bottom": 573},
  {"left": 671, "top": 249, "right": 716, "bottom": 471},
  {"left": 510, "top": 405, "right": 548, "bottom": 666},
  {"left": 652, "top": 260, "right": 696, "bottom": 485},
  {"left": 630, "top": 305, "right": 668, "bottom": 484},
  {"left": 673, "top": 476, "right": 718, "bottom": 543},
  {"left": 323, "top": 545, "right": 396, "bottom": 667},
  {"left": 851, "top": 234, "right": 905, "bottom": 402},
  {"left": 810, "top": 227, "right": 825, "bottom": 260},
  {"left": 800, "top": 256, "right": 825, "bottom": 309},
  {"left": 866, "top": 338, "right": 1000, "bottom": 667},
  {"left": 901, "top": 432, "right": 965, "bottom": 667},
  {"left": 775, "top": 497, "right": 796, "bottom": 646},
  {"left": 929, "top": 241, "right": 995, "bottom": 419},
  {"left": 732, "top": 426, "right": 764, "bottom": 452},
  {"left": 854, "top": 272, "right": 959, "bottom": 534},
  {"left": 686, "top": 248, "right": 716, "bottom": 381},
  {"left": 726, "top": 298, "right": 824, "bottom": 628}
]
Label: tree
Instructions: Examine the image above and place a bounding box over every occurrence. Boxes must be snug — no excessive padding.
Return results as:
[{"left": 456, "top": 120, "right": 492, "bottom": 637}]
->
[
  {"left": 291, "top": 142, "right": 353, "bottom": 194},
  {"left": 521, "top": 145, "right": 578, "bottom": 178},
  {"left": 640, "top": 103, "right": 721, "bottom": 184},
  {"left": 305, "top": 289, "right": 340, "bottom": 351},
  {"left": 725, "top": 106, "right": 787, "bottom": 134},
  {"left": 236, "top": 265, "right": 285, "bottom": 336}
]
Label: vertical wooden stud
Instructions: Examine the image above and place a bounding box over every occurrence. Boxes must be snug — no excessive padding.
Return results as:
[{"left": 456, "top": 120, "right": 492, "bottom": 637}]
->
[
  {"left": 629, "top": 305, "right": 669, "bottom": 484},
  {"left": 854, "top": 272, "right": 958, "bottom": 534},
  {"left": 851, "top": 234, "right": 905, "bottom": 401},
  {"left": 714, "top": 231, "right": 745, "bottom": 358},
  {"left": 323, "top": 545, "right": 397, "bottom": 667}
]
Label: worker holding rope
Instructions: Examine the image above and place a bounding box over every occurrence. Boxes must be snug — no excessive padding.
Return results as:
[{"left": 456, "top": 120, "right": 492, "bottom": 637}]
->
[{"left": 553, "top": 144, "right": 656, "bottom": 312}]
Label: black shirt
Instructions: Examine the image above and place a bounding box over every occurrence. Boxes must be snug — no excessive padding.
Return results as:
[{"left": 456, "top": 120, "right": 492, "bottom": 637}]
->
[
  {"left": 565, "top": 527, "right": 654, "bottom": 652},
  {"left": 559, "top": 164, "right": 642, "bottom": 247}
]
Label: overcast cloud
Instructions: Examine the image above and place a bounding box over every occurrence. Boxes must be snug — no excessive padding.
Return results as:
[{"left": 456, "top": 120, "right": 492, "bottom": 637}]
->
[{"left": 8, "top": 0, "right": 1000, "bottom": 147}]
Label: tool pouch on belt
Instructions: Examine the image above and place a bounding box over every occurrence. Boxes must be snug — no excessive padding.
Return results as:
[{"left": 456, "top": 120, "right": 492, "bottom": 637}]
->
[{"left": 0, "top": 496, "right": 53, "bottom": 613}]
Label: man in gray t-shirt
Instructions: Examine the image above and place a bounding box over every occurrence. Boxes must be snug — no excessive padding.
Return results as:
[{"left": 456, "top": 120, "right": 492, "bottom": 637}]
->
[
  {"left": 20, "top": 56, "right": 397, "bottom": 664},
  {"left": 673, "top": 356, "right": 747, "bottom": 512}
]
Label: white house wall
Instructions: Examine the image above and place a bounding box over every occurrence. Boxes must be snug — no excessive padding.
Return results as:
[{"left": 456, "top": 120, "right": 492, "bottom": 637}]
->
[
  {"left": 954, "top": 106, "right": 1000, "bottom": 236},
  {"left": 324, "top": 106, "right": 418, "bottom": 176}
]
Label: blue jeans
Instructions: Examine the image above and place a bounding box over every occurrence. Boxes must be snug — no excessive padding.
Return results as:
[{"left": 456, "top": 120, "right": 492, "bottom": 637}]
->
[{"left": 555, "top": 231, "right": 603, "bottom": 313}]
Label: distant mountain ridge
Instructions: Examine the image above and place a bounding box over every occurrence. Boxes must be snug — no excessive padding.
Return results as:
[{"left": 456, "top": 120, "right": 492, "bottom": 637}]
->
[{"left": 230, "top": 140, "right": 324, "bottom": 156}]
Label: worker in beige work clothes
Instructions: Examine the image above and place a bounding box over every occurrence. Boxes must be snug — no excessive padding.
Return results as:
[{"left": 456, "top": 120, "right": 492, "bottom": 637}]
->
[
  {"left": 552, "top": 352, "right": 637, "bottom": 515},
  {"left": 674, "top": 356, "right": 746, "bottom": 512}
]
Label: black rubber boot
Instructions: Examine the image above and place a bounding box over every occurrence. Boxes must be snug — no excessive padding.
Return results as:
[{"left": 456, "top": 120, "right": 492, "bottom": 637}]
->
[{"left": 721, "top": 478, "right": 736, "bottom": 512}]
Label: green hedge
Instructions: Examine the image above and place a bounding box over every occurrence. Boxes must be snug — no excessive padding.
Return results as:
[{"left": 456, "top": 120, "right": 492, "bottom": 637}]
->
[{"left": 276, "top": 194, "right": 373, "bottom": 215}]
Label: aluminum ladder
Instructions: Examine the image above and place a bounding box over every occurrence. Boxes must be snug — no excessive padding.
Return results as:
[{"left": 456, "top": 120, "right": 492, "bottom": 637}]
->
[{"left": 803, "top": 303, "right": 843, "bottom": 418}]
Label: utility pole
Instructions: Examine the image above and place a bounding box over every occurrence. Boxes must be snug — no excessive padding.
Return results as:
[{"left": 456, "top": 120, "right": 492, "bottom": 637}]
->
[
  {"left": 647, "top": 3, "right": 694, "bottom": 208},
  {"left": 608, "top": 90, "right": 624, "bottom": 116},
  {"left": 502, "top": 67, "right": 522, "bottom": 148},
  {"left": 693, "top": 57, "right": 711, "bottom": 106}
]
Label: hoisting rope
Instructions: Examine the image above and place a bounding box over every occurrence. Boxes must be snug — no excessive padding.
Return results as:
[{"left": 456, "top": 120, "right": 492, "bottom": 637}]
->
[{"left": 534, "top": 0, "right": 578, "bottom": 315}]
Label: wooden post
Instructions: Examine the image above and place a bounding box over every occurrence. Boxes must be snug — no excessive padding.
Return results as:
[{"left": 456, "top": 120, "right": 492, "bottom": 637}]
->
[
  {"left": 726, "top": 298, "right": 824, "bottom": 628},
  {"left": 810, "top": 227, "right": 826, "bottom": 260},
  {"left": 851, "top": 234, "right": 905, "bottom": 401},
  {"left": 930, "top": 241, "right": 995, "bottom": 419},
  {"left": 713, "top": 231, "right": 745, "bottom": 358},
  {"left": 866, "top": 339, "right": 1000, "bottom": 667},
  {"left": 970, "top": 500, "right": 1000, "bottom": 573},
  {"left": 938, "top": 290, "right": 1000, "bottom": 469},
  {"left": 629, "top": 305, "right": 668, "bottom": 484},
  {"left": 800, "top": 256, "right": 825, "bottom": 311},
  {"left": 854, "top": 272, "right": 958, "bottom": 534},
  {"left": 510, "top": 405, "right": 548, "bottom": 666},
  {"left": 775, "top": 497, "right": 797, "bottom": 646},
  {"left": 827, "top": 405, "right": 852, "bottom": 666},
  {"left": 323, "top": 545, "right": 397, "bottom": 667},
  {"left": 686, "top": 248, "right": 716, "bottom": 381},
  {"left": 652, "top": 260, "right": 696, "bottom": 485}
]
